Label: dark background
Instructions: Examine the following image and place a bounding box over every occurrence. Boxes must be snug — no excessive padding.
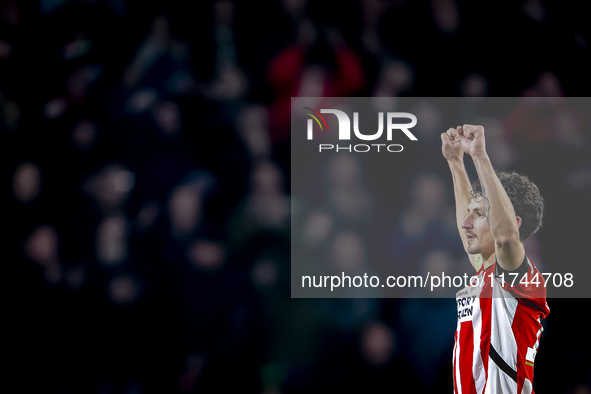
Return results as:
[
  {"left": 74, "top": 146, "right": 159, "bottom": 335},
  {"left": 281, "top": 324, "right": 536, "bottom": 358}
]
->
[{"left": 3, "top": 0, "right": 590, "bottom": 393}]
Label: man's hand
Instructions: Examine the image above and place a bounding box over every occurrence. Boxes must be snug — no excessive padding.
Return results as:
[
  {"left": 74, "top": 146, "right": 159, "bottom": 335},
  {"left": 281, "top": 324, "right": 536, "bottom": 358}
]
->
[
  {"left": 441, "top": 127, "right": 464, "bottom": 162},
  {"left": 458, "top": 124, "right": 487, "bottom": 158}
]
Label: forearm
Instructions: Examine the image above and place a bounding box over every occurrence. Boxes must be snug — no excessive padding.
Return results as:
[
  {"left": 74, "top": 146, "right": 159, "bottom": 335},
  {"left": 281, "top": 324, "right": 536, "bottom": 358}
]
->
[
  {"left": 448, "top": 159, "right": 471, "bottom": 241},
  {"left": 472, "top": 154, "right": 520, "bottom": 243}
]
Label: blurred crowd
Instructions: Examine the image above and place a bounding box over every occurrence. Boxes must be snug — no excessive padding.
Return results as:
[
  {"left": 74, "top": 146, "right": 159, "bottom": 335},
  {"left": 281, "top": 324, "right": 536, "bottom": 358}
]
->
[{"left": 3, "top": 0, "right": 591, "bottom": 393}]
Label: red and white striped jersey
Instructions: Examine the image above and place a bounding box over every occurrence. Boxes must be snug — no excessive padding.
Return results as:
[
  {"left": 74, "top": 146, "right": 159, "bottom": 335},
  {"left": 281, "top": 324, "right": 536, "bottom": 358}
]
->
[{"left": 453, "top": 256, "right": 550, "bottom": 394}]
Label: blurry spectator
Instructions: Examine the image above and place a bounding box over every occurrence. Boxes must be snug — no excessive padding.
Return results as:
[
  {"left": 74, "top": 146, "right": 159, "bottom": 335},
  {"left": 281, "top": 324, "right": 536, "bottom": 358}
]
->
[
  {"left": 460, "top": 71, "right": 489, "bottom": 97},
  {"left": 41, "top": 60, "right": 105, "bottom": 120},
  {"left": 0, "top": 0, "right": 19, "bottom": 27},
  {"left": 152, "top": 100, "right": 182, "bottom": 136},
  {"left": 83, "top": 163, "right": 135, "bottom": 212},
  {"left": 570, "top": 384, "right": 591, "bottom": 394},
  {"left": 123, "top": 13, "right": 194, "bottom": 95},
  {"left": 521, "top": 71, "right": 564, "bottom": 98},
  {"left": 187, "top": 239, "right": 226, "bottom": 272},
  {"left": 70, "top": 118, "right": 98, "bottom": 151},
  {"left": 328, "top": 230, "right": 367, "bottom": 273},
  {"left": 396, "top": 250, "right": 458, "bottom": 387},
  {"left": 430, "top": 0, "right": 460, "bottom": 34},
  {"left": 318, "top": 231, "right": 381, "bottom": 330},
  {"left": 134, "top": 199, "right": 160, "bottom": 234},
  {"left": 237, "top": 103, "right": 272, "bottom": 160},
  {"left": 507, "top": 78, "right": 588, "bottom": 150},
  {"left": 23, "top": 224, "right": 62, "bottom": 285},
  {"left": 408, "top": 99, "right": 444, "bottom": 144},
  {"left": 360, "top": 321, "right": 395, "bottom": 367},
  {"left": 358, "top": 0, "right": 391, "bottom": 56},
  {"left": 107, "top": 273, "right": 141, "bottom": 306},
  {"left": 310, "top": 319, "right": 412, "bottom": 393},
  {"left": 268, "top": 22, "right": 365, "bottom": 142},
  {"left": 200, "top": 0, "right": 249, "bottom": 102},
  {"left": 282, "top": 0, "right": 307, "bottom": 22},
  {"left": 43, "top": 96, "right": 69, "bottom": 119},
  {"left": 325, "top": 153, "right": 374, "bottom": 223},
  {"left": 301, "top": 209, "right": 334, "bottom": 249},
  {"left": 229, "top": 160, "right": 290, "bottom": 248},
  {"left": 371, "top": 58, "right": 414, "bottom": 97},
  {"left": 96, "top": 213, "right": 129, "bottom": 267},
  {"left": 167, "top": 179, "right": 206, "bottom": 240},
  {"left": 178, "top": 353, "right": 207, "bottom": 393},
  {"left": 0, "top": 90, "right": 20, "bottom": 132},
  {"left": 399, "top": 173, "right": 455, "bottom": 239},
  {"left": 125, "top": 87, "right": 159, "bottom": 114},
  {"left": 12, "top": 161, "right": 41, "bottom": 204},
  {"left": 166, "top": 234, "right": 265, "bottom": 393},
  {"left": 521, "top": 0, "right": 546, "bottom": 22},
  {"left": 65, "top": 64, "right": 104, "bottom": 107},
  {"left": 565, "top": 165, "right": 591, "bottom": 193},
  {"left": 480, "top": 118, "right": 517, "bottom": 171},
  {"left": 523, "top": 232, "right": 546, "bottom": 273}
]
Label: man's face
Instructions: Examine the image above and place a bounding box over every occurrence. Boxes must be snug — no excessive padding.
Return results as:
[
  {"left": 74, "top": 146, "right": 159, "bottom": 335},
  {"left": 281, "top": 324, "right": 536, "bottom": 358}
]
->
[{"left": 461, "top": 197, "right": 495, "bottom": 256}]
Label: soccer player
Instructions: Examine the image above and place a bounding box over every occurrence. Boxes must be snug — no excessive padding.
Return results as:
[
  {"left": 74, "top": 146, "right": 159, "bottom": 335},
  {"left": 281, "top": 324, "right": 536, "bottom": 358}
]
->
[{"left": 441, "top": 125, "right": 549, "bottom": 393}]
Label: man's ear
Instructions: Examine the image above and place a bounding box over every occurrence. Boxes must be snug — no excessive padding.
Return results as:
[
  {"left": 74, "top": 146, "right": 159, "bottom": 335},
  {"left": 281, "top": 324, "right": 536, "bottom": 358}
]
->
[{"left": 516, "top": 216, "right": 522, "bottom": 229}]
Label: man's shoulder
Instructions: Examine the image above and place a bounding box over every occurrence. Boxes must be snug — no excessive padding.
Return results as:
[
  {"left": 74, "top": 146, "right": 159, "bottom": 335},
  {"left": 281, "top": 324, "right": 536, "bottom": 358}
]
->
[{"left": 493, "top": 255, "right": 550, "bottom": 317}]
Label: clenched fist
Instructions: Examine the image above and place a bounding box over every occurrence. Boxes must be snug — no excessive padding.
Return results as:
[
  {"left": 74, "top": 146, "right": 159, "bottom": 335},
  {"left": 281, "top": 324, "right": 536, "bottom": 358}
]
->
[
  {"left": 441, "top": 127, "right": 464, "bottom": 162},
  {"left": 459, "top": 124, "right": 487, "bottom": 158}
]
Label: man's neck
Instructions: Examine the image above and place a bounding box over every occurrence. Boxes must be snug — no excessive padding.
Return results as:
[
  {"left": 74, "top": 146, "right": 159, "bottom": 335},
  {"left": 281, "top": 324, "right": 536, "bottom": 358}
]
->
[{"left": 482, "top": 252, "right": 496, "bottom": 269}]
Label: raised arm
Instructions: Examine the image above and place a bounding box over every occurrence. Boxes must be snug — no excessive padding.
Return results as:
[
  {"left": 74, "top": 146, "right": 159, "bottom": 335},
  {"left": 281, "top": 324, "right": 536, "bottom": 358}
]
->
[
  {"left": 441, "top": 128, "right": 477, "bottom": 270},
  {"left": 459, "top": 125, "right": 525, "bottom": 271}
]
